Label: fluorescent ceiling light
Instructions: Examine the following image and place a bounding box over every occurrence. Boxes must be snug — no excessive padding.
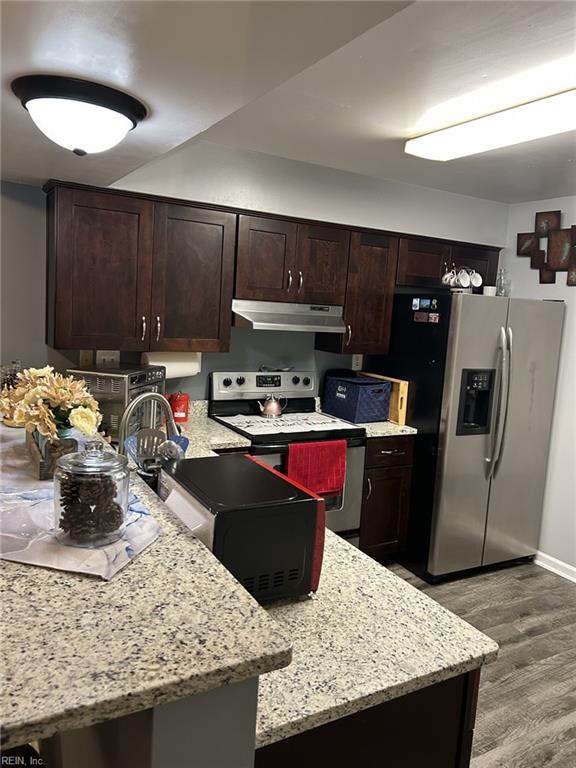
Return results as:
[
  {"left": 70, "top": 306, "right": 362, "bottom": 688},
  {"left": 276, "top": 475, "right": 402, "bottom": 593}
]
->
[
  {"left": 415, "top": 56, "right": 576, "bottom": 134},
  {"left": 11, "top": 75, "right": 147, "bottom": 155},
  {"left": 405, "top": 89, "right": 576, "bottom": 161}
]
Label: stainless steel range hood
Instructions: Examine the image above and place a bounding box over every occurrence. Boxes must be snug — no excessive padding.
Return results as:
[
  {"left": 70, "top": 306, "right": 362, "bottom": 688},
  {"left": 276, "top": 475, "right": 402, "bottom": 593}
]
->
[{"left": 232, "top": 299, "right": 346, "bottom": 333}]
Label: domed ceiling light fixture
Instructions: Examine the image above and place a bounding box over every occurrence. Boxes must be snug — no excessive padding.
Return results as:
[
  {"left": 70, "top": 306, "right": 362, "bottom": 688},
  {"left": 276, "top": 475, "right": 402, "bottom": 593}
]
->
[{"left": 11, "top": 75, "right": 147, "bottom": 156}]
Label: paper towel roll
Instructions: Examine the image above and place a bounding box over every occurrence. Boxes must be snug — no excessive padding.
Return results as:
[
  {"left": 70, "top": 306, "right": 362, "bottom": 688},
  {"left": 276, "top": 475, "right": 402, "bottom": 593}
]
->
[{"left": 141, "top": 352, "right": 202, "bottom": 379}]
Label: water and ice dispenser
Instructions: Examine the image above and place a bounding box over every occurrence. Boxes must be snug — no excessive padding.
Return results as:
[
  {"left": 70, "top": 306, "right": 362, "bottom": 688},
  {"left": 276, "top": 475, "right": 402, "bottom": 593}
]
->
[{"left": 456, "top": 369, "right": 495, "bottom": 436}]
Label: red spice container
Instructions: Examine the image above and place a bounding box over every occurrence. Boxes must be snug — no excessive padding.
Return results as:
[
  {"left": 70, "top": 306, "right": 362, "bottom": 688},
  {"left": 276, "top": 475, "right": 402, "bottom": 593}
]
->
[{"left": 167, "top": 391, "right": 189, "bottom": 423}]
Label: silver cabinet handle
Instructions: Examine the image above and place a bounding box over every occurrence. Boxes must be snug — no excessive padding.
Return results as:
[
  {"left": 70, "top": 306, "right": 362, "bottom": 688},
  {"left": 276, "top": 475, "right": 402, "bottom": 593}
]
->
[
  {"left": 141, "top": 316, "right": 147, "bottom": 341},
  {"left": 287, "top": 269, "right": 293, "bottom": 291},
  {"left": 156, "top": 316, "right": 161, "bottom": 342},
  {"left": 298, "top": 271, "right": 303, "bottom": 293},
  {"left": 346, "top": 325, "right": 352, "bottom": 346},
  {"left": 380, "top": 449, "right": 406, "bottom": 455},
  {"left": 366, "top": 477, "right": 372, "bottom": 500}
]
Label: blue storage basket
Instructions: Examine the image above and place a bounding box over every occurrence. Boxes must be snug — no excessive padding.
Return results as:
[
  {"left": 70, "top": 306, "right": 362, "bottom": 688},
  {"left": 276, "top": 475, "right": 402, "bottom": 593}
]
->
[{"left": 323, "top": 376, "right": 391, "bottom": 423}]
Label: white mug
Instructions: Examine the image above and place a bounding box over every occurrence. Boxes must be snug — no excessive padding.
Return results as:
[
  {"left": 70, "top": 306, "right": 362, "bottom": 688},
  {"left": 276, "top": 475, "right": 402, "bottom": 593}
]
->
[
  {"left": 442, "top": 269, "right": 455, "bottom": 286},
  {"left": 470, "top": 270, "right": 483, "bottom": 288},
  {"left": 457, "top": 269, "right": 471, "bottom": 288},
  {"left": 483, "top": 286, "right": 497, "bottom": 296}
]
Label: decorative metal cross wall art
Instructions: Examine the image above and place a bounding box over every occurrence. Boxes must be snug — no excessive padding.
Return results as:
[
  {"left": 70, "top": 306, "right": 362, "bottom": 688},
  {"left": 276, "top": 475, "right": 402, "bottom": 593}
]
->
[{"left": 517, "top": 211, "right": 576, "bottom": 286}]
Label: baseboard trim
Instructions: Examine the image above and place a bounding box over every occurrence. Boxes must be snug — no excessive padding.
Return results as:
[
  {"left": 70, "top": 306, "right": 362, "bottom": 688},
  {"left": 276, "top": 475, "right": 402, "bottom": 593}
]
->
[{"left": 535, "top": 551, "right": 576, "bottom": 584}]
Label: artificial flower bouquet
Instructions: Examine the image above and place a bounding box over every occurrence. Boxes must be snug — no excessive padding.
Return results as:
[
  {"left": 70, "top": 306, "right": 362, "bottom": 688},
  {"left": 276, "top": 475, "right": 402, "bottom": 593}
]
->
[
  {"left": 0, "top": 366, "right": 103, "bottom": 478},
  {"left": 0, "top": 366, "right": 102, "bottom": 439}
]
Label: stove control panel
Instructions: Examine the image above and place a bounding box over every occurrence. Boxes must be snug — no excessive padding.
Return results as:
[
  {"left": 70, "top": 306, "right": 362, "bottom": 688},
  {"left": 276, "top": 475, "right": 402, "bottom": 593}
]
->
[{"left": 211, "top": 371, "right": 317, "bottom": 400}]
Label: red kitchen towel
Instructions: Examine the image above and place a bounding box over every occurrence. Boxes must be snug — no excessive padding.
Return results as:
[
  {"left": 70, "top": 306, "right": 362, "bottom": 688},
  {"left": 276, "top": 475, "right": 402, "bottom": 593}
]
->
[{"left": 286, "top": 440, "right": 347, "bottom": 496}]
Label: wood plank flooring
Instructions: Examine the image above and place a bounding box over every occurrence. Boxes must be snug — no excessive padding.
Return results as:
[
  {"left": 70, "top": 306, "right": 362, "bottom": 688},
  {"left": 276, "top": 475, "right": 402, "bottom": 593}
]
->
[{"left": 388, "top": 562, "right": 576, "bottom": 768}]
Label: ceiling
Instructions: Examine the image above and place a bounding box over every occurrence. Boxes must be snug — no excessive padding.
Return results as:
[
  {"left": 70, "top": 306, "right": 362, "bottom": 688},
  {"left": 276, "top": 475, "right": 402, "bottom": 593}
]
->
[
  {"left": 200, "top": 1, "right": 576, "bottom": 203},
  {"left": 2, "top": 1, "right": 575, "bottom": 202},
  {"left": 1, "top": 1, "right": 408, "bottom": 186}
]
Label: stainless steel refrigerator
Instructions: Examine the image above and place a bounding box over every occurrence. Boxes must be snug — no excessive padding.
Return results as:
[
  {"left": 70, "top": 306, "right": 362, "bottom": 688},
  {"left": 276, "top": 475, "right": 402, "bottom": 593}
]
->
[{"left": 366, "top": 289, "right": 565, "bottom": 581}]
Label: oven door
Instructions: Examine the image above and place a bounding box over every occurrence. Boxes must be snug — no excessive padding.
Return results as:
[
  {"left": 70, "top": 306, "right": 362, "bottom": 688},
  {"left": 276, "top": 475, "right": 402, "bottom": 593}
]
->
[{"left": 251, "top": 441, "right": 365, "bottom": 540}]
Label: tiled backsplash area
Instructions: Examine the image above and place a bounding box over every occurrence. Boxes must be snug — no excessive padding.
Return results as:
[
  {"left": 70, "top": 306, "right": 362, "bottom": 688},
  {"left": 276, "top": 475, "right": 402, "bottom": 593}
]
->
[{"left": 166, "top": 327, "right": 352, "bottom": 400}]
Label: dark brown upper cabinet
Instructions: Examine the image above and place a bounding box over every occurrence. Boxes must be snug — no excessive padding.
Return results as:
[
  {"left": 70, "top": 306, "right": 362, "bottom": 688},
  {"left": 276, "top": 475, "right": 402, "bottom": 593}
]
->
[
  {"left": 46, "top": 186, "right": 154, "bottom": 350},
  {"left": 235, "top": 216, "right": 298, "bottom": 302},
  {"left": 46, "top": 184, "right": 236, "bottom": 352},
  {"left": 316, "top": 232, "right": 398, "bottom": 355},
  {"left": 45, "top": 180, "right": 500, "bottom": 354},
  {"left": 295, "top": 224, "right": 350, "bottom": 305},
  {"left": 451, "top": 244, "right": 499, "bottom": 288},
  {"left": 152, "top": 204, "right": 236, "bottom": 352},
  {"left": 235, "top": 218, "right": 350, "bottom": 306},
  {"left": 396, "top": 237, "right": 452, "bottom": 287}
]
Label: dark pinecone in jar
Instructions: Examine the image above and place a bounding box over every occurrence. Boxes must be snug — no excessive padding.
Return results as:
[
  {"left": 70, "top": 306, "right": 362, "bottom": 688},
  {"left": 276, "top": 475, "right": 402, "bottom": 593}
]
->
[
  {"left": 60, "top": 501, "right": 98, "bottom": 542},
  {"left": 59, "top": 475, "right": 81, "bottom": 510},
  {"left": 59, "top": 473, "right": 121, "bottom": 542},
  {"left": 78, "top": 475, "right": 116, "bottom": 505},
  {"left": 95, "top": 502, "right": 124, "bottom": 533}
]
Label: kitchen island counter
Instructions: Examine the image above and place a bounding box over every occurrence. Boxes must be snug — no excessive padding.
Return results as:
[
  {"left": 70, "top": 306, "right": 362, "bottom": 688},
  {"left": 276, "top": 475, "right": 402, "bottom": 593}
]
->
[
  {"left": 0, "top": 427, "right": 291, "bottom": 752},
  {"left": 2, "top": 416, "right": 494, "bottom": 765},
  {"left": 257, "top": 531, "right": 498, "bottom": 749}
]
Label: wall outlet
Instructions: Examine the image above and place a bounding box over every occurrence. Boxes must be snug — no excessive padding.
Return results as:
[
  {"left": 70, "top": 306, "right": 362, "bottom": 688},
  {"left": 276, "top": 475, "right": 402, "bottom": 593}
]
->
[
  {"left": 95, "top": 350, "right": 120, "bottom": 369},
  {"left": 351, "top": 354, "right": 364, "bottom": 371}
]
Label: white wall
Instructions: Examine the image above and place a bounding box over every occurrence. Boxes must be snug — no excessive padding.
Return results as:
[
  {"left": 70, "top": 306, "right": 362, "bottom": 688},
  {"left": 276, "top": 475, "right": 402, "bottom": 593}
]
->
[
  {"left": 0, "top": 182, "right": 73, "bottom": 371},
  {"left": 114, "top": 139, "right": 509, "bottom": 247},
  {"left": 500, "top": 196, "right": 576, "bottom": 570}
]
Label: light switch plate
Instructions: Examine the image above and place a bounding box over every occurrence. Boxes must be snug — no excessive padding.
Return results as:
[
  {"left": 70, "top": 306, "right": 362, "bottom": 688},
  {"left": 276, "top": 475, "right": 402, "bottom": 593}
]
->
[
  {"left": 78, "top": 350, "right": 94, "bottom": 368},
  {"left": 95, "top": 350, "right": 120, "bottom": 368},
  {"left": 351, "top": 354, "right": 363, "bottom": 371}
]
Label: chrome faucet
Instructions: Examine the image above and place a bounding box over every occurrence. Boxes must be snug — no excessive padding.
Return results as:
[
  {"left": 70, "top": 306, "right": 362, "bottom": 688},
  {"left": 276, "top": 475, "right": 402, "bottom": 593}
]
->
[{"left": 117, "top": 392, "right": 179, "bottom": 456}]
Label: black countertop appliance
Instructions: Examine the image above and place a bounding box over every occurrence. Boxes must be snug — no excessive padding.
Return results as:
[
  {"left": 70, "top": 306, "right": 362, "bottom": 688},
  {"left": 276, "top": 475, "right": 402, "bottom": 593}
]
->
[{"left": 159, "top": 453, "right": 325, "bottom": 603}]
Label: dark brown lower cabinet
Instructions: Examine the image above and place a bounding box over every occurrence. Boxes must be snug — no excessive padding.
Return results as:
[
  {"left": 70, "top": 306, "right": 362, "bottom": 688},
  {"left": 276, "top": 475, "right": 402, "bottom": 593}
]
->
[
  {"left": 360, "top": 465, "right": 411, "bottom": 559},
  {"left": 255, "top": 669, "right": 481, "bottom": 768},
  {"left": 359, "top": 435, "right": 414, "bottom": 560}
]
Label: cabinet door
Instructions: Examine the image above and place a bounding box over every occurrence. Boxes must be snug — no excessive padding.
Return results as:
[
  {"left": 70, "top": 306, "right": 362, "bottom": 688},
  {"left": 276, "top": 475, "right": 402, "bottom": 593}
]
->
[
  {"left": 49, "top": 188, "right": 154, "bottom": 350},
  {"left": 295, "top": 225, "right": 350, "bottom": 304},
  {"left": 151, "top": 204, "right": 236, "bottom": 352},
  {"left": 451, "top": 245, "right": 499, "bottom": 288},
  {"left": 396, "top": 238, "right": 451, "bottom": 287},
  {"left": 235, "top": 216, "right": 298, "bottom": 301},
  {"left": 359, "top": 465, "right": 411, "bottom": 559}
]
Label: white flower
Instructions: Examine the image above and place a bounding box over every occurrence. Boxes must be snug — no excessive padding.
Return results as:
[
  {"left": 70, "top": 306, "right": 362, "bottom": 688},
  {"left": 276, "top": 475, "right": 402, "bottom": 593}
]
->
[
  {"left": 69, "top": 406, "right": 99, "bottom": 436},
  {"left": 26, "top": 366, "right": 54, "bottom": 379}
]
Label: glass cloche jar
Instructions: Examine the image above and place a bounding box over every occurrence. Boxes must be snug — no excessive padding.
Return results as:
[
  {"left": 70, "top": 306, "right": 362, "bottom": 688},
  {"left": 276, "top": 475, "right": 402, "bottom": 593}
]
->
[{"left": 54, "top": 441, "right": 129, "bottom": 547}]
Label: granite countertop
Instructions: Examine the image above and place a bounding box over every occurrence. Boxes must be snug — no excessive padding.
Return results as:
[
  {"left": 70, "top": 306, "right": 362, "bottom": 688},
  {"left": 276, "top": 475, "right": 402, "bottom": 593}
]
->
[
  {"left": 0, "top": 428, "right": 291, "bottom": 751},
  {"left": 179, "top": 400, "right": 251, "bottom": 457},
  {"left": 256, "top": 532, "right": 498, "bottom": 748},
  {"left": 181, "top": 400, "right": 417, "bottom": 450},
  {"left": 2, "top": 406, "right": 477, "bottom": 755},
  {"left": 353, "top": 420, "right": 417, "bottom": 438}
]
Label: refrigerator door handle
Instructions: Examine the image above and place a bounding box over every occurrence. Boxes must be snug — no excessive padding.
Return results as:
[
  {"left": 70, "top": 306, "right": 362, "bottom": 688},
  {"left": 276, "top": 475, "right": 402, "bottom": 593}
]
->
[
  {"left": 486, "top": 326, "right": 508, "bottom": 477},
  {"left": 493, "top": 326, "right": 513, "bottom": 474}
]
